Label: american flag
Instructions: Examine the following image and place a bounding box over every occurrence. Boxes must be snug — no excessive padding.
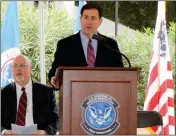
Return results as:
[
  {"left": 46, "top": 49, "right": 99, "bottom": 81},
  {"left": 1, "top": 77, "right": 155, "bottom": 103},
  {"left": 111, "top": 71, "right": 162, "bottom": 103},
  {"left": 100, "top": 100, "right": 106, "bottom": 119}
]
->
[{"left": 143, "top": 1, "right": 175, "bottom": 135}]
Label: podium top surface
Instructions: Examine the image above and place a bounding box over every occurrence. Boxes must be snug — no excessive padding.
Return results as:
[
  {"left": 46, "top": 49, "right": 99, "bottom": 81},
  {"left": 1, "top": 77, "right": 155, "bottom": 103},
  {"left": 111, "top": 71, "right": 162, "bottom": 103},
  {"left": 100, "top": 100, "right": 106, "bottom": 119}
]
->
[{"left": 58, "top": 66, "right": 141, "bottom": 72}]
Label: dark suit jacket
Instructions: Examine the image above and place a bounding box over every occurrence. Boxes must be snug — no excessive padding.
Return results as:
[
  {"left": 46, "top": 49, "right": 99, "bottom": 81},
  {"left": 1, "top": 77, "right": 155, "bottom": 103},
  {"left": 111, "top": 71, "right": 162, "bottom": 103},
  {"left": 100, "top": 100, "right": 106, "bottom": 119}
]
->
[
  {"left": 1, "top": 81, "right": 59, "bottom": 135},
  {"left": 48, "top": 31, "right": 124, "bottom": 81}
]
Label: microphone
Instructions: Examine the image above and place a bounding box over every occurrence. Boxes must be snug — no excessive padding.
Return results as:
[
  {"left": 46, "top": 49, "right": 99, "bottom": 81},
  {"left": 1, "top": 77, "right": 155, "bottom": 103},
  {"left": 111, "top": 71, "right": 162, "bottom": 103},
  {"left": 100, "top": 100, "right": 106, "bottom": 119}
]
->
[
  {"left": 92, "top": 33, "right": 106, "bottom": 41},
  {"left": 92, "top": 33, "right": 131, "bottom": 67}
]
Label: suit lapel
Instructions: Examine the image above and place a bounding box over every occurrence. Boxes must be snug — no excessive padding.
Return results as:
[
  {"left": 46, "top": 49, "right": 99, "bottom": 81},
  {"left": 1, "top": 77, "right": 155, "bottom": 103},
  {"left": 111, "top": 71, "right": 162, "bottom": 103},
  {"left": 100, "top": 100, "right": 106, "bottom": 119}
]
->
[
  {"left": 93, "top": 32, "right": 107, "bottom": 66},
  {"left": 11, "top": 82, "right": 17, "bottom": 123},
  {"left": 95, "top": 40, "right": 106, "bottom": 66},
  {"left": 32, "top": 81, "right": 37, "bottom": 123},
  {"left": 74, "top": 32, "right": 87, "bottom": 65}
]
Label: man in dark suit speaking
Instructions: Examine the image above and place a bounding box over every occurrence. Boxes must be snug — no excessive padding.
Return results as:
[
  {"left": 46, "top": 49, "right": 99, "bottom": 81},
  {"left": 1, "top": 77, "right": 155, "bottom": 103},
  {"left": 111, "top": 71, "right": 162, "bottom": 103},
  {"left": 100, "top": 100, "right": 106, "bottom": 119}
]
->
[
  {"left": 1, "top": 55, "right": 59, "bottom": 135},
  {"left": 48, "top": 3, "right": 124, "bottom": 87}
]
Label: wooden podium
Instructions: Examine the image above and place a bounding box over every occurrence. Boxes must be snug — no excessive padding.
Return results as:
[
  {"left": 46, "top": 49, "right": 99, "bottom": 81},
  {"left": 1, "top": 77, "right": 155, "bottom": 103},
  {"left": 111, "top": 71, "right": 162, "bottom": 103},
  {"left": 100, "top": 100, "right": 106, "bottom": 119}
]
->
[{"left": 56, "top": 67, "right": 140, "bottom": 135}]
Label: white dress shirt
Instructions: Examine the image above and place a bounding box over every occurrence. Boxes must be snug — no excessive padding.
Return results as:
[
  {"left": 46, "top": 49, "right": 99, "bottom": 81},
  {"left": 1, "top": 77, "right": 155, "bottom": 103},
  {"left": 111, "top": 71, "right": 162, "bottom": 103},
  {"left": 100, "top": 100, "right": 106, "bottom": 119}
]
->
[{"left": 15, "top": 79, "right": 34, "bottom": 126}]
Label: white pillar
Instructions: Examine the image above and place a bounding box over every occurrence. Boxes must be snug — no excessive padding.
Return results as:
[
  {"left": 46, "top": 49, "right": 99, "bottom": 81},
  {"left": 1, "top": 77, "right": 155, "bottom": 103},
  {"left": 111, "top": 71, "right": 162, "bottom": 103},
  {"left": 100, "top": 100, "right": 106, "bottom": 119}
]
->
[{"left": 39, "top": 1, "right": 46, "bottom": 84}]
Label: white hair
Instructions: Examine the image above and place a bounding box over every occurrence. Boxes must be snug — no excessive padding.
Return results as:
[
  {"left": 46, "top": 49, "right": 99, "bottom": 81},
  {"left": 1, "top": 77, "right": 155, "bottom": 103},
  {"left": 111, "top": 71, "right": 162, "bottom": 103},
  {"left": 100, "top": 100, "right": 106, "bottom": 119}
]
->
[{"left": 13, "top": 54, "right": 32, "bottom": 66}]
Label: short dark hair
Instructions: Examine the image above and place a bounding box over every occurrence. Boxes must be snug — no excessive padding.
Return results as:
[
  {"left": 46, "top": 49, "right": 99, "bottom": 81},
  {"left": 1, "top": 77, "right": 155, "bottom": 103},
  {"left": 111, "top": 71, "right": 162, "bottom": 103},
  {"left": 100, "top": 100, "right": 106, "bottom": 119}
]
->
[{"left": 80, "top": 3, "right": 102, "bottom": 18}]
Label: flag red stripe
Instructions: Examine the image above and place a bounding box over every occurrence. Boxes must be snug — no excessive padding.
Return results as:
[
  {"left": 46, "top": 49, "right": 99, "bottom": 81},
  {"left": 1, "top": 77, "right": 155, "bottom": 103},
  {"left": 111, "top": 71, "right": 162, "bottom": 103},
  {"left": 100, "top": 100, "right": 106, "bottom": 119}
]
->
[
  {"left": 146, "top": 63, "right": 158, "bottom": 94},
  {"left": 147, "top": 91, "right": 159, "bottom": 110},
  {"left": 158, "top": 80, "right": 173, "bottom": 104},
  {"left": 159, "top": 102, "right": 167, "bottom": 116},
  {"left": 163, "top": 124, "right": 169, "bottom": 135},
  {"left": 159, "top": 103, "right": 168, "bottom": 116},
  {"left": 167, "top": 62, "right": 172, "bottom": 70},
  {"left": 158, "top": 81, "right": 167, "bottom": 98},
  {"left": 159, "top": 125, "right": 169, "bottom": 135},
  {"left": 159, "top": 98, "right": 174, "bottom": 116},
  {"left": 169, "top": 116, "right": 175, "bottom": 126},
  {"left": 168, "top": 97, "right": 174, "bottom": 107},
  {"left": 145, "top": 73, "right": 173, "bottom": 111},
  {"left": 167, "top": 79, "right": 174, "bottom": 89}
]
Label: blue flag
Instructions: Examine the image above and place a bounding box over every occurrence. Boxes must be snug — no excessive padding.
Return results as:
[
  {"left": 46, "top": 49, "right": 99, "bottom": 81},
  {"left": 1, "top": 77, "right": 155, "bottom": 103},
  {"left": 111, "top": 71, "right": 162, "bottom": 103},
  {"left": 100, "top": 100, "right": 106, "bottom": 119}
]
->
[
  {"left": 74, "top": 1, "right": 86, "bottom": 33},
  {"left": 1, "top": 1, "right": 20, "bottom": 87}
]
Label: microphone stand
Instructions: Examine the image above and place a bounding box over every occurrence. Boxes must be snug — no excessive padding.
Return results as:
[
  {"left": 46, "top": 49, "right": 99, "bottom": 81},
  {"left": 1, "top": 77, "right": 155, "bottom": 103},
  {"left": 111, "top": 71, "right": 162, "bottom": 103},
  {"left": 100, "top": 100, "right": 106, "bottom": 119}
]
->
[
  {"left": 92, "top": 34, "right": 131, "bottom": 67},
  {"left": 106, "top": 45, "right": 131, "bottom": 68}
]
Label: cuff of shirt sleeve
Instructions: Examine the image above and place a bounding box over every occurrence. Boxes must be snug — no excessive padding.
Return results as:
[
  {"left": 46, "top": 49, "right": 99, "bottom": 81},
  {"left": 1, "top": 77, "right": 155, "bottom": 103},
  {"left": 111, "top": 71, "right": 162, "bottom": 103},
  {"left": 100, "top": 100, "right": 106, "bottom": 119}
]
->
[{"left": 1, "top": 129, "right": 7, "bottom": 135}]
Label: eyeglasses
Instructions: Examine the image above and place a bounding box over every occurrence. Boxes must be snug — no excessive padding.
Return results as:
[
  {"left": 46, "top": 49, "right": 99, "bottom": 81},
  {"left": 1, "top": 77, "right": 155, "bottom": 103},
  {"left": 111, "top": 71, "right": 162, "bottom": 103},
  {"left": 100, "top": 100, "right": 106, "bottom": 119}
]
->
[{"left": 12, "top": 64, "right": 29, "bottom": 68}]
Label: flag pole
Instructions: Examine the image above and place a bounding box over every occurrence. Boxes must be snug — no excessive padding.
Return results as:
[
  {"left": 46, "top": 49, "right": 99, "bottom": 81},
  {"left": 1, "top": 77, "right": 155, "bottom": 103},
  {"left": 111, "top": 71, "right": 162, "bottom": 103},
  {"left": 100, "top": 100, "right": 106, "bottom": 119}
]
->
[
  {"left": 115, "top": 0, "right": 118, "bottom": 36},
  {"left": 39, "top": 1, "right": 46, "bottom": 84}
]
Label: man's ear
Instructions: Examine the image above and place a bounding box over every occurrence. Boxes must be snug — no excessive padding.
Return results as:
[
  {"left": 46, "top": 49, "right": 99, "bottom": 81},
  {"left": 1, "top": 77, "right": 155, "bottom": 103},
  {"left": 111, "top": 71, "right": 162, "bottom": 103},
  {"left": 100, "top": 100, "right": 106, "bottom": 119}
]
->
[
  {"left": 80, "top": 15, "right": 82, "bottom": 22},
  {"left": 30, "top": 65, "right": 32, "bottom": 72},
  {"left": 99, "top": 18, "right": 102, "bottom": 26}
]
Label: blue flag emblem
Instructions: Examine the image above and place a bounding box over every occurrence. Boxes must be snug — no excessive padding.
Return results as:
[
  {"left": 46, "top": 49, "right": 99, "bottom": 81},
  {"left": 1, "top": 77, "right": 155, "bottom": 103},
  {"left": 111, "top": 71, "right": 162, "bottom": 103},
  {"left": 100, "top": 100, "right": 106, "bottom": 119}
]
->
[{"left": 1, "top": 1, "right": 20, "bottom": 87}]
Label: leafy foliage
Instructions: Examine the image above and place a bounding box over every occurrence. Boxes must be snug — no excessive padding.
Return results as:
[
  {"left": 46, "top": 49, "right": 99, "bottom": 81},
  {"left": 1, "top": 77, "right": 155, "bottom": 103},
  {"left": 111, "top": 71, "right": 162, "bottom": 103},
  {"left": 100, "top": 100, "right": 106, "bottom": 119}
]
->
[
  {"left": 1, "top": 2, "right": 175, "bottom": 109},
  {"left": 19, "top": 2, "right": 74, "bottom": 83},
  {"left": 116, "top": 25, "right": 175, "bottom": 110},
  {"left": 87, "top": 1, "right": 176, "bottom": 31}
]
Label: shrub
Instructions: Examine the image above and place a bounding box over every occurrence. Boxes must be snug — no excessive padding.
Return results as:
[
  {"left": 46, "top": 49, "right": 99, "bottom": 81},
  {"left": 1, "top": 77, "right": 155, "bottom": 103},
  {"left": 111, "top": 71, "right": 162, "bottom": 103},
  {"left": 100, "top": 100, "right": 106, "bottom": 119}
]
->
[
  {"left": 1, "top": 2, "right": 175, "bottom": 109},
  {"left": 18, "top": 2, "right": 74, "bottom": 83}
]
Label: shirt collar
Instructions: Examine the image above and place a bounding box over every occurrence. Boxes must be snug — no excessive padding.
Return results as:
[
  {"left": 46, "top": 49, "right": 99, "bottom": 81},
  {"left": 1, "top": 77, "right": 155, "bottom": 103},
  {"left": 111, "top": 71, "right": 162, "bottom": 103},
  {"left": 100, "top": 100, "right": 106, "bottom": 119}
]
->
[
  {"left": 80, "top": 30, "right": 97, "bottom": 48},
  {"left": 15, "top": 79, "right": 32, "bottom": 92}
]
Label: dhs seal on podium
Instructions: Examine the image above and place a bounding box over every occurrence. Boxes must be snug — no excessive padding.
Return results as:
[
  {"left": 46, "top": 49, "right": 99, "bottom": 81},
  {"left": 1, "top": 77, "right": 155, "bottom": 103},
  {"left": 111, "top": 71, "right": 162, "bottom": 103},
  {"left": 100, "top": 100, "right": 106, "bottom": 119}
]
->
[{"left": 81, "top": 93, "right": 120, "bottom": 135}]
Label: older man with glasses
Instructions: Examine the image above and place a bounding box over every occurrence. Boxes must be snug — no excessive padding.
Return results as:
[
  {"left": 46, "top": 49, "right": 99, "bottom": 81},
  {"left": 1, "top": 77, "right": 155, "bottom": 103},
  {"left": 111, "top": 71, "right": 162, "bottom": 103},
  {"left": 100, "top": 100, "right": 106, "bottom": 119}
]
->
[{"left": 1, "top": 55, "right": 59, "bottom": 135}]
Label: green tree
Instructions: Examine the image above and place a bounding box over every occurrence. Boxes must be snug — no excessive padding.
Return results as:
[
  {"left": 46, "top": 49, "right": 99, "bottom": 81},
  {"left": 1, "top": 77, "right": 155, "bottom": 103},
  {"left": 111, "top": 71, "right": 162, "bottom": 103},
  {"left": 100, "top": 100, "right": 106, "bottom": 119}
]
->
[
  {"left": 1, "top": 1, "right": 175, "bottom": 109},
  {"left": 87, "top": 1, "right": 176, "bottom": 31},
  {"left": 19, "top": 2, "right": 74, "bottom": 83}
]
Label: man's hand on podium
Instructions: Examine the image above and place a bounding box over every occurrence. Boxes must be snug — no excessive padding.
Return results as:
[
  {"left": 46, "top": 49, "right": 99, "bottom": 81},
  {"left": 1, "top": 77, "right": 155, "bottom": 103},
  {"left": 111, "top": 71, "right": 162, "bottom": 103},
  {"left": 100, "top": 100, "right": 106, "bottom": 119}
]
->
[{"left": 50, "top": 76, "right": 56, "bottom": 87}]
